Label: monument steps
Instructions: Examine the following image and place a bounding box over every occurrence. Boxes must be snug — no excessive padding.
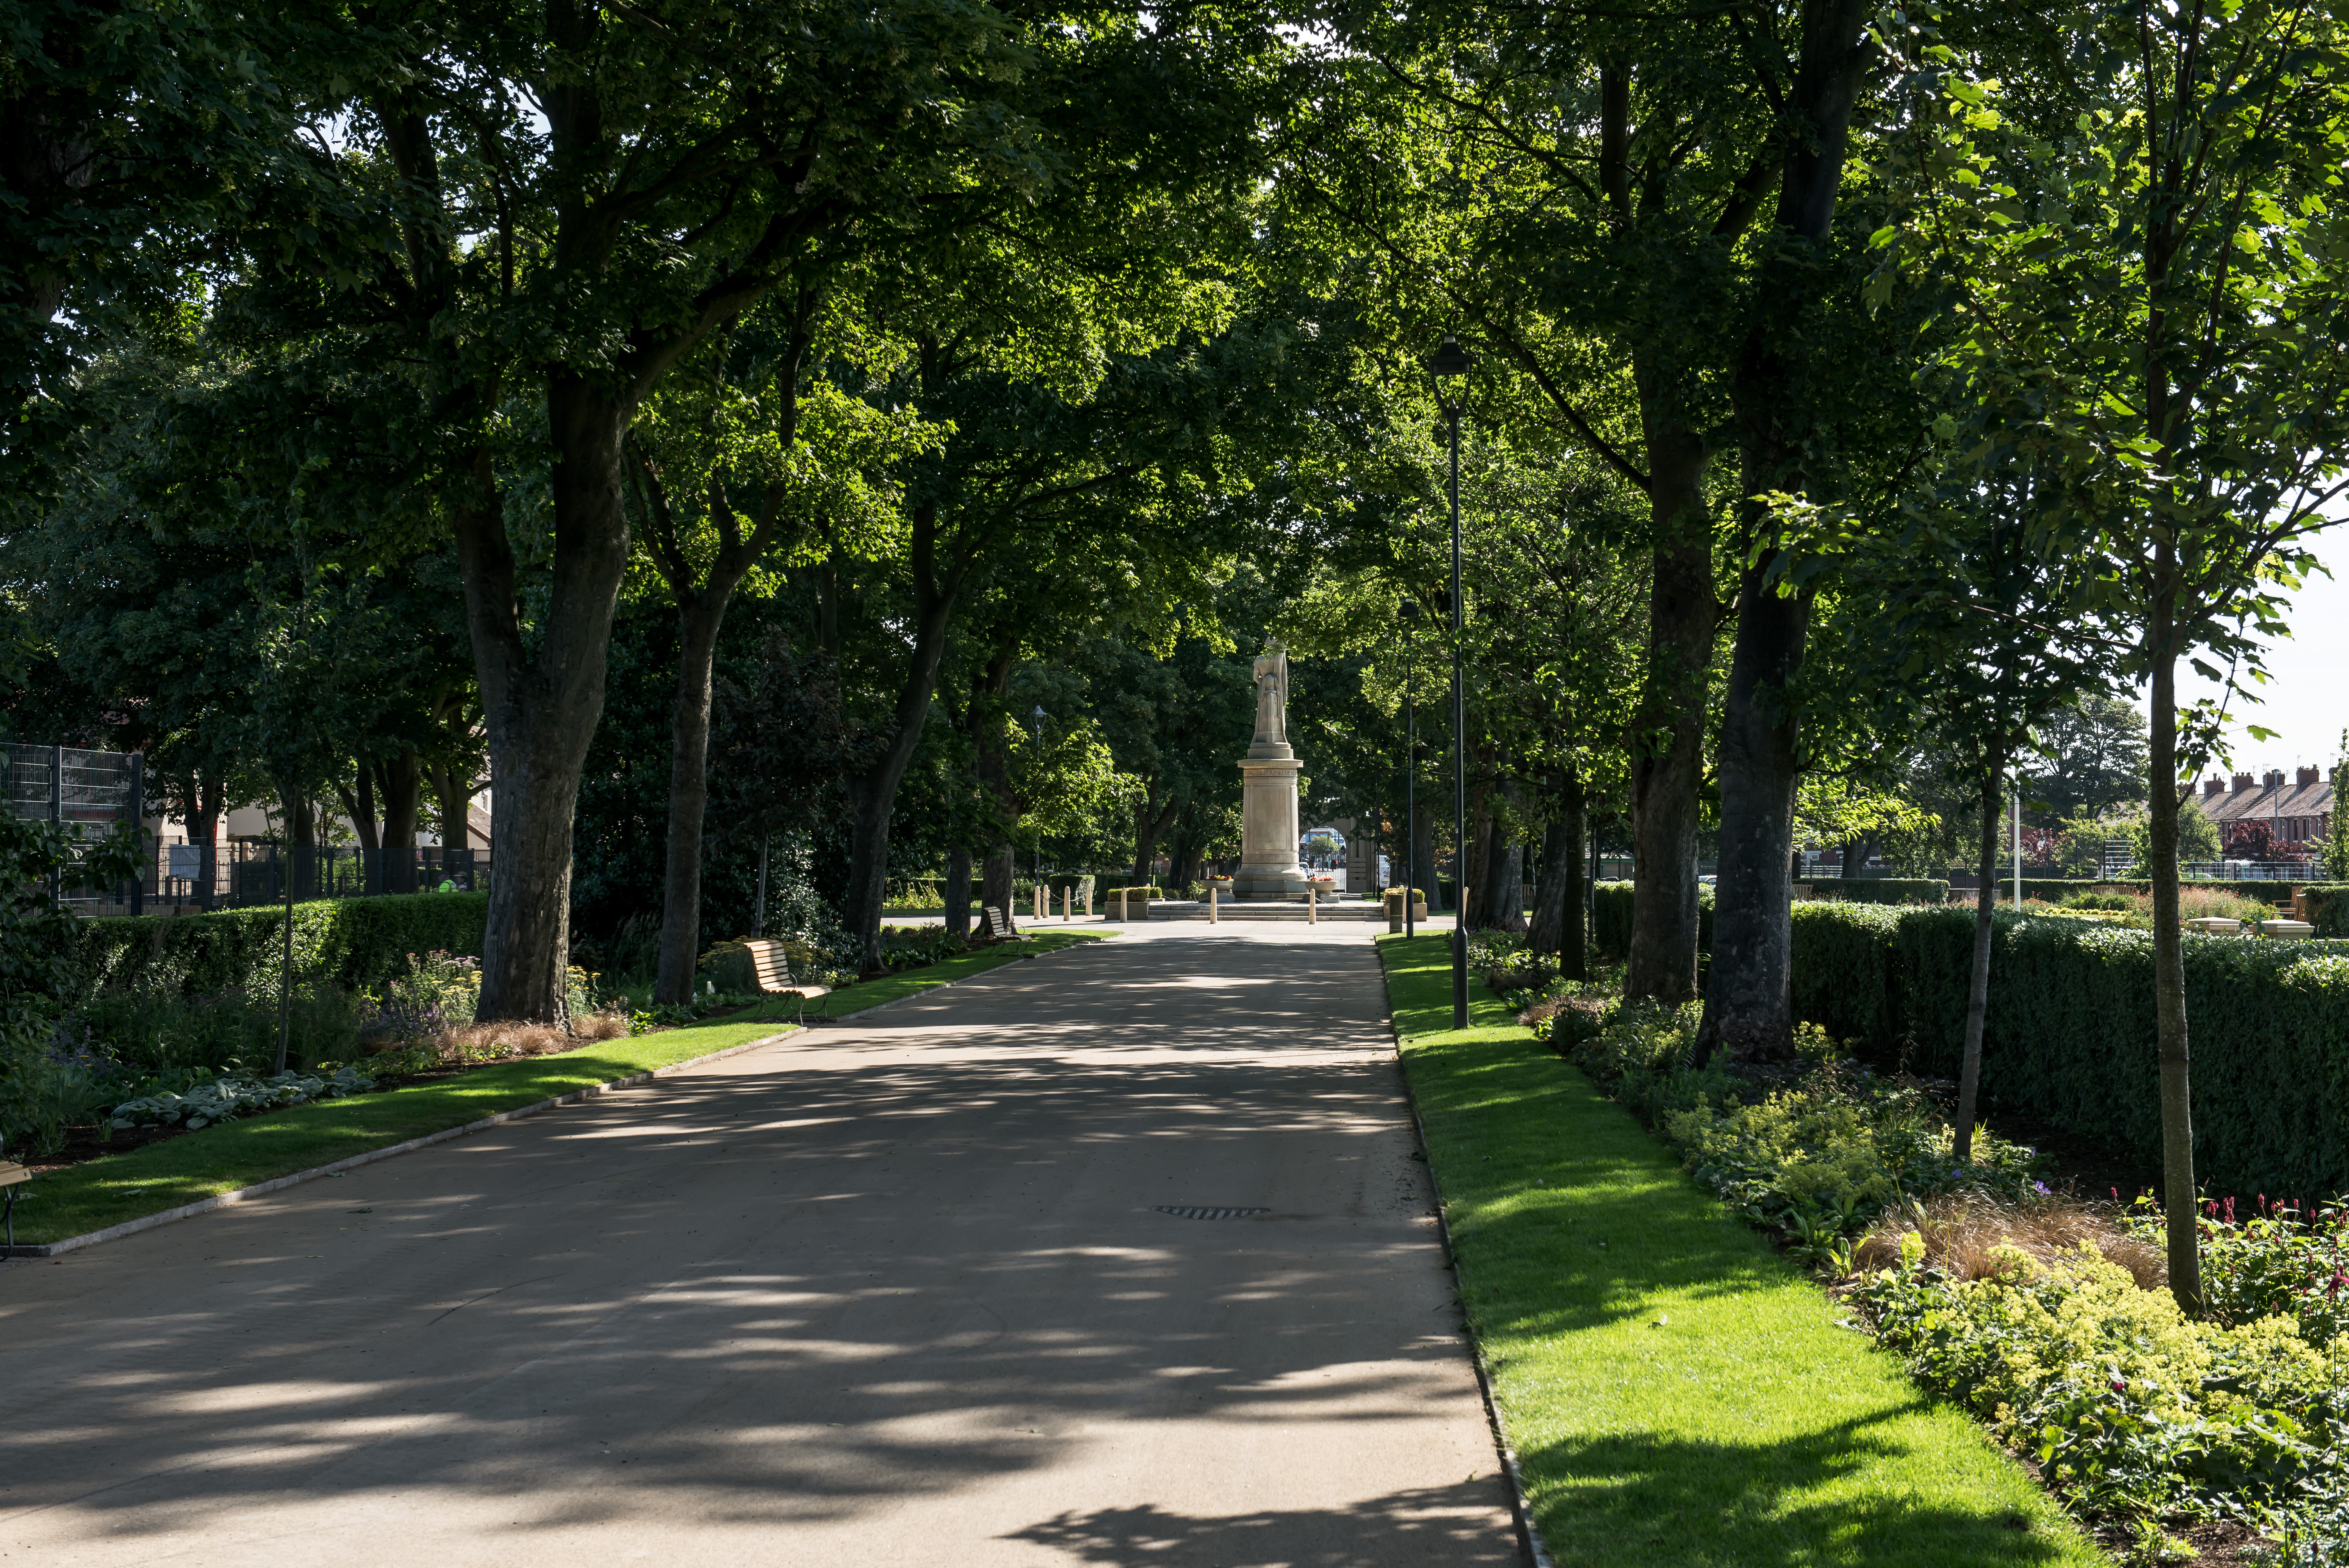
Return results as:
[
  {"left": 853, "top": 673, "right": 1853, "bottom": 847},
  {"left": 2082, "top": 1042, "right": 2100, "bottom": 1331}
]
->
[{"left": 1121, "top": 899, "right": 1387, "bottom": 922}]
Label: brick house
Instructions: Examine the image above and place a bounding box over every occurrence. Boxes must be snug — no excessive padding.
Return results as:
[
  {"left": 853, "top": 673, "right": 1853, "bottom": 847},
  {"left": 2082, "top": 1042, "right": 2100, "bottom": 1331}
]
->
[{"left": 2191, "top": 766, "right": 2336, "bottom": 849}]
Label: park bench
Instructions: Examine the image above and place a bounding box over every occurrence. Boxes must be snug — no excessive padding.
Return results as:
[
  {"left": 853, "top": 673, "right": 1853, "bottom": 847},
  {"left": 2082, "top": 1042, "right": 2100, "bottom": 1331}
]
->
[
  {"left": 983, "top": 905, "right": 1016, "bottom": 940},
  {"left": 729, "top": 937, "right": 832, "bottom": 1023},
  {"left": 0, "top": 1156, "right": 27, "bottom": 1250}
]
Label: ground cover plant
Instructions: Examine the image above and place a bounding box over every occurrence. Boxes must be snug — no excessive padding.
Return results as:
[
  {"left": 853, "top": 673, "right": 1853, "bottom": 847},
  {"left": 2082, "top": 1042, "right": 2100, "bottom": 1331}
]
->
[
  {"left": 1378, "top": 932, "right": 2098, "bottom": 1568},
  {"left": 4, "top": 931, "right": 1106, "bottom": 1245},
  {"left": 1488, "top": 925, "right": 2349, "bottom": 1563}
]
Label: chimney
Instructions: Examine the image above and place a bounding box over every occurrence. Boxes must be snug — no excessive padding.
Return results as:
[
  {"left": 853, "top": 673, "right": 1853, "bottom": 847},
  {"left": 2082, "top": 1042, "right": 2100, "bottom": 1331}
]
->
[
  {"left": 2233, "top": 772, "right": 2255, "bottom": 791},
  {"left": 2299, "top": 766, "right": 2320, "bottom": 788},
  {"left": 2204, "top": 775, "right": 2224, "bottom": 797},
  {"left": 2265, "top": 769, "right": 2287, "bottom": 788}
]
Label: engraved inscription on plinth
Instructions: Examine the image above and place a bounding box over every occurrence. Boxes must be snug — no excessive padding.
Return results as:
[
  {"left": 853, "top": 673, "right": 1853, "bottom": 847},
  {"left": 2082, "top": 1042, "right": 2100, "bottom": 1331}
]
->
[{"left": 1233, "top": 641, "right": 1308, "bottom": 900}]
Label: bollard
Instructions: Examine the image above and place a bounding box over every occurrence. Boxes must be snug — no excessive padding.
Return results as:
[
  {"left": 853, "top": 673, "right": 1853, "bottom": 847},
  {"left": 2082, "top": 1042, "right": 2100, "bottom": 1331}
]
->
[
  {"left": 1308, "top": 882, "right": 1317, "bottom": 924},
  {"left": 1034, "top": 884, "right": 1044, "bottom": 923},
  {"left": 1209, "top": 884, "right": 1218, "bottom": 923},
  {"left": 1062, "top": 885, "right": 1071, "bottom": 921},
  {"left": 1081, "top": 880, "right": 1091, "bottom": 918}
]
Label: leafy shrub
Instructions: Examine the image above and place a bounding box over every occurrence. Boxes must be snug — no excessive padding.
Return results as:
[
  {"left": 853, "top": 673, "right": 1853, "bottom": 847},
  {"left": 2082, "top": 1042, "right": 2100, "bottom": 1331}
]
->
[
  {"left": 358, "top": 950, "right": 480, "bottom": 1044},
  {"left": 1538, "top": 991, "right": 2044, "bottom": 1274},
  {"left": 0, "top": 1032, "right": 113, "bottom": 1155},
  {"left": 1855, "top": 1237, "right": 2349, "bottom": 1543},
  {"left": 75, "top": 982, "right": 364, "bottom": 1078},
  {"left": 75, "top": 891, "right": 489, "bottom": 1002},
  {"left": 1789, "top": 902, "right": 2349, "bottom": 1197},
  {"left": 108, "top": 1066, "right": 376, "bottom": 1131},
  {"left": 2301, "top": 884, "right": 2349, "bottom": 939},
  {"left": 1814, "top": 877, "right": 1950, "bottom": 906}
]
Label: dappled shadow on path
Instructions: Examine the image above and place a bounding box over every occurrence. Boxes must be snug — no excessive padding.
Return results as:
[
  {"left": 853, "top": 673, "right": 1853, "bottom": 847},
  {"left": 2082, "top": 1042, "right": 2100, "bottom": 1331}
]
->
[
  {"left": 1007, "top": 1479, "right": 1517, "bottom": 1566},
  {"left": 0, "top": 935, "right": 1507, "bottom": 1557}
]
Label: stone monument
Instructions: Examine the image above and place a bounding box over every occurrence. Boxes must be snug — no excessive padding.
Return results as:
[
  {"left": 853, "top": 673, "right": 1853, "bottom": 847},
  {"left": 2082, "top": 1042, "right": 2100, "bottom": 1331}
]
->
[{"left": 1233, "top": 640, "right": 1309, "bottom": 900}]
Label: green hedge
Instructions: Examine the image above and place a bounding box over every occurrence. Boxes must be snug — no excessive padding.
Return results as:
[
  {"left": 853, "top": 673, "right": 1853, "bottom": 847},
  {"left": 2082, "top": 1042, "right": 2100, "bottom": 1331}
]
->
[
  {"left": 2299, "top": 884, "right": 2349, "bottom": 936},
  {"left": 1591, "top": 880, "right": 1715, "bottom": 959},
  {"left": 1789, "top": 902, "right": 2349, "bottom": 1197},
  {"left": 1809, "top": 877, "right": 1950, "bottom": 905},
  {"left": 75, "top": 893, "right": 490, "bottom": 1000}
]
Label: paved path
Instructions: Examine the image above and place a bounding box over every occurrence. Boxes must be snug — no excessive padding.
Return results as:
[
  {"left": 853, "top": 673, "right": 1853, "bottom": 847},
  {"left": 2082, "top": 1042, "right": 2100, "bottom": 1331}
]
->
[{"left": 2, "top": 928, "right": 1517, "bottom": 1566}]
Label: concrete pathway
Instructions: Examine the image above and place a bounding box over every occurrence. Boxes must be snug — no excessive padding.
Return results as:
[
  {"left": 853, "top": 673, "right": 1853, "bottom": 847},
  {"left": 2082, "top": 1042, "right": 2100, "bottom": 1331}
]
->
[{"left": 1, "top": 927, "right": 1517, "bottom": 1566}]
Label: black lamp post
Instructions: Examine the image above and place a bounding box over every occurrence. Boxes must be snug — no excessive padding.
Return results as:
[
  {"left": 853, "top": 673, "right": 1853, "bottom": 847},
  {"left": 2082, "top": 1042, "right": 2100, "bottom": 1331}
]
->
[
  {"left": 1399, "top": 598, "right": 1419, "bottom": 941},
  {"left": 1429, "top": 332, "right": 1473, "bottom": 1028},
  {"left": 1030, "top": 705, "right": 1047, "bottom": 891}
]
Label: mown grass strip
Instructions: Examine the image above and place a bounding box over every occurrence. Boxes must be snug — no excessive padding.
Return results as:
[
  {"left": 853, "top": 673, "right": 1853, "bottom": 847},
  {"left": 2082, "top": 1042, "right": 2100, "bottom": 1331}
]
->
[
  {"left": 1378, "top": 934, "right": 2103, "bottom": 1568},
  {"left": 18, "top": 931, "right": 1107, "bottom": 1245}
]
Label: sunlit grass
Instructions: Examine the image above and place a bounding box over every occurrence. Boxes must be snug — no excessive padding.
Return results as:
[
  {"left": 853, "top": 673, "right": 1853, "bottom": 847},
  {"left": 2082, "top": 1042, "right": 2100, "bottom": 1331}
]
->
[{"left": 1378, "top": 934, "right": 2103, "bottom": 1567}]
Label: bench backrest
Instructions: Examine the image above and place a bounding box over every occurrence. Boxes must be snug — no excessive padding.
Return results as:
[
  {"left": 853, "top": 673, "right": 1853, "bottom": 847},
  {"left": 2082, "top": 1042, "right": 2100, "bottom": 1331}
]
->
[
  {"left": 741, "top": 938, "right": 793, "bottom": 991},
  {"left": 984, "top": 904, "right": 1012, "bottom": 939}
]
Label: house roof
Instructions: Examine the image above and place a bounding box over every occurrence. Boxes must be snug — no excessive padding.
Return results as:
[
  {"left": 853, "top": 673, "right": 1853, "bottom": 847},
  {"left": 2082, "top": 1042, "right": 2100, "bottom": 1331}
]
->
[{"left": 2184, "top": 769, "right": 2335, "bottom": 834}]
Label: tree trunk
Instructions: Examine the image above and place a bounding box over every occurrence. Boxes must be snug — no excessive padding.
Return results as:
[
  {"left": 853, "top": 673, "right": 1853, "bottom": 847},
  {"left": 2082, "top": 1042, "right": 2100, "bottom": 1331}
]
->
[
  {"left": 376, "top": 753, "right": 421, "bottom": 893},
  {"left": 654, "top": 589, "right": 728, "bottom": 1003},
  {"left": 1626, "top": 424, "right": 1714, "bottom": 1003},
  {"left": 1954, "top": 748, "right": 2007, "bottom": 1163},
  {"left": 973, "top": 643, "right": 1018, "bottom": 934},
  {"left": 1412, "top": 807, "right": 1438, "bottom": 909},
  {"left": 190, "top": 772, "right": 223, "bottom": 910},
  {"left": 1698, "top": 572, "right": 1811, "bottom": 1060},
  {"left": 1560, "top": 786, "right": 1589, "bottom": 980},
  {"left": 454, "top": 375, "right": 636, "bottom": 1024},
  {"left": 981, "top": 844, "right": 1017, "bottom": 935},
  {"left": 2148, "top": 632, "right": 2201, "bottom": 1310},
  {"left": 944, "top": 844, "right": 972, "bottom": 939},
  {"left": 1132, "top": 784, "right": 1182, "bottom": 885},
  {"left": 840, "top": 510, "right": 961, "bottom": 970},
  {"left": 1482, "top": 777, "right": 1526, "bottom": 933},
  {"left": 1466, "top": 779, "right": 1495, "bottom": 927},
  {"left": 342, "top": 765, "right": 382, "bottom": 852},
  {"left": 1530, "top": 818, "right": 1569, "bottom": 956},
  {"left": 1703, "top": 0, "right": 1872, "bottom": 1051}
]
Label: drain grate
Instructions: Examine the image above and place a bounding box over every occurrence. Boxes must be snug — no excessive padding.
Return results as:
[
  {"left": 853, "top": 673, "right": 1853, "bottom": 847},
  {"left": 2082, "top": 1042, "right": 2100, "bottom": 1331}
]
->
[{"left": 1155, "top": 1205, "right": 1270, "bottom": 1221}]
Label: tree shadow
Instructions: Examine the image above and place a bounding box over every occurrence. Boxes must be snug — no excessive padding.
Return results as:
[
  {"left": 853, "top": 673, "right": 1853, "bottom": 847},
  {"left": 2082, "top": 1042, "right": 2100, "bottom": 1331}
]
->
[
  {"left": 1005, "top": 1479, "right": 1520, "bottom": 1566},
  {"left": 1524, "top": 1412, "right": 2075, "bottom": 1566}
]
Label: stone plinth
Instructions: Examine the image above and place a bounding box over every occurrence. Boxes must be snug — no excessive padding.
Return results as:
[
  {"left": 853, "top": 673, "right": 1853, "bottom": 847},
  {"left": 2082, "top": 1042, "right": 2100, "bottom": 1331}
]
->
[{"left": 1235, "top": 755, "right": 1308, "bottom": 900}]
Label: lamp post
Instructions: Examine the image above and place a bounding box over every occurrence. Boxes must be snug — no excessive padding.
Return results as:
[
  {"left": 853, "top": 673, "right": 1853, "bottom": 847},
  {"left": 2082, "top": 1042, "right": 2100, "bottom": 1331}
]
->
[
  {"left": 1030, "top": 705, "right": 1047, "bottom": 892},
  {"left": 1430, "top": 332, "right": 1474, "bottom": 1028},
  {"left": 1400, "top": 598, "right": 1419, "bottom": 941}
]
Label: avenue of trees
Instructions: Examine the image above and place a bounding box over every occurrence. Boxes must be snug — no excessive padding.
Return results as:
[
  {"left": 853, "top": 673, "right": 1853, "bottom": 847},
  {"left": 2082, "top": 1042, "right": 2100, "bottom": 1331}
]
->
[{"left": 9, "top": 0, "right": 2349, "bottom": 1303}]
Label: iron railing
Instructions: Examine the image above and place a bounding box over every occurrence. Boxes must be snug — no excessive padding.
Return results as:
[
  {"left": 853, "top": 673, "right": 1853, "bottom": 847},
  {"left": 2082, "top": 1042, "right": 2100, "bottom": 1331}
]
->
[{"left": 139, "top": 841, "right": 490, "bottom": 912}]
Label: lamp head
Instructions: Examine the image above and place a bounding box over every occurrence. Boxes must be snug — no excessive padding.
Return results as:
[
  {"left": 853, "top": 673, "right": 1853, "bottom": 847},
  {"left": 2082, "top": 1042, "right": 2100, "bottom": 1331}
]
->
[
  {"left": 1429, "top": 334, "right": 1474, "bottom": 378},
  {"left": 1399, "top": 598, "right": 1420, "bottom": 621}
]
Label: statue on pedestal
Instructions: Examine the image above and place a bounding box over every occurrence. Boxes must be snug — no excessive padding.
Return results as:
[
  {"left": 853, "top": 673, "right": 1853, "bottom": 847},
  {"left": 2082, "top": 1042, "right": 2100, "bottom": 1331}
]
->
[
  {"left": 1251, "top": 644, "right": 1289, "bottom": 750},
  {"left": 1234, "top": 638, "right": 1307, "bottom": 898}
]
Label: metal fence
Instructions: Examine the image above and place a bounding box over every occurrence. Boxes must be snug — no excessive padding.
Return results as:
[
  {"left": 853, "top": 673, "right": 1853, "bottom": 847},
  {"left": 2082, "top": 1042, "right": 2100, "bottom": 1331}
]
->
[
  {"left": 2, "top": 741, "right": 146, "bottom": 911},
  {"left": 142, "top": 842, "right": 491, "bottom": 912}
]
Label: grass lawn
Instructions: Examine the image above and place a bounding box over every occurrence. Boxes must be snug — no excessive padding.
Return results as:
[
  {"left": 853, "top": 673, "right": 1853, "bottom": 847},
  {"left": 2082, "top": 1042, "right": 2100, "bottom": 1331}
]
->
[
  {"left": 18, "top": 930, "right": 1108, "bottom": 1247},
  {"left": 1378, "top": 935, "right": 2105, "bottom": 1568}
]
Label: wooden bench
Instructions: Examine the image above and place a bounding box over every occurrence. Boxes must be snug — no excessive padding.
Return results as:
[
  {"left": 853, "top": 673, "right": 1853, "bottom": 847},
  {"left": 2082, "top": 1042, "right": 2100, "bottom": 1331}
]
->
[
  {"left": 734, "top": 937, "right": 833, "bottom": 1023},
  {"left": 983, "top": 905, "right": 1016, "bottom": 940},
  {"left": 0, "top": 1157, "right": 28, "bottom": 1251}
]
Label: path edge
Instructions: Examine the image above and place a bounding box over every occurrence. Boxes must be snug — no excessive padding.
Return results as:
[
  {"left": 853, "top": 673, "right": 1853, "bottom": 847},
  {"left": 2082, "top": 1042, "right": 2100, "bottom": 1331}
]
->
[
  {"left": 1383, "top": 996, "right": 1559, "bottom": 1568},
  {"left": 8, "top": 942, "right": 1072, "bottom": 1261}
]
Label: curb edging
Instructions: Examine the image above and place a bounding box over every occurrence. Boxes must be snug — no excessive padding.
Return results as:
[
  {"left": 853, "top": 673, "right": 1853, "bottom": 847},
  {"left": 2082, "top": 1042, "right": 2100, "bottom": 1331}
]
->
[{"left": 5, "top": 935, "right": 1103, "bottom": 1261}]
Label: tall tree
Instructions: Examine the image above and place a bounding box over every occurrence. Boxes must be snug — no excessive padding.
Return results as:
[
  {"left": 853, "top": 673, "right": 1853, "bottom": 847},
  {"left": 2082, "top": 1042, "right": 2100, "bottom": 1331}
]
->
[{"left": 1885, "top": 0, "right": 2349, "bottom": 1306}]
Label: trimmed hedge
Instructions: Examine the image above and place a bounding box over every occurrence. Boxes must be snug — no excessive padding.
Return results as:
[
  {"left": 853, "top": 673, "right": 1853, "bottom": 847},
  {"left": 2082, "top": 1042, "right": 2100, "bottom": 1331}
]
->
[
  {"left": 1790, "top": 901, "right": 2349, "bottom": 1197},
  {"left": 74, "top": 893, "right": 490, "bottom": 1000},
  {"left": 2300, "top": 883, "right": 2349, "bottom": 936},
  {"left": 1809, "top": 877, "right": 1950, "bottom": 905},
  {"left": 1591, "top": 880, "right": 1714, "bottom": 959}
]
